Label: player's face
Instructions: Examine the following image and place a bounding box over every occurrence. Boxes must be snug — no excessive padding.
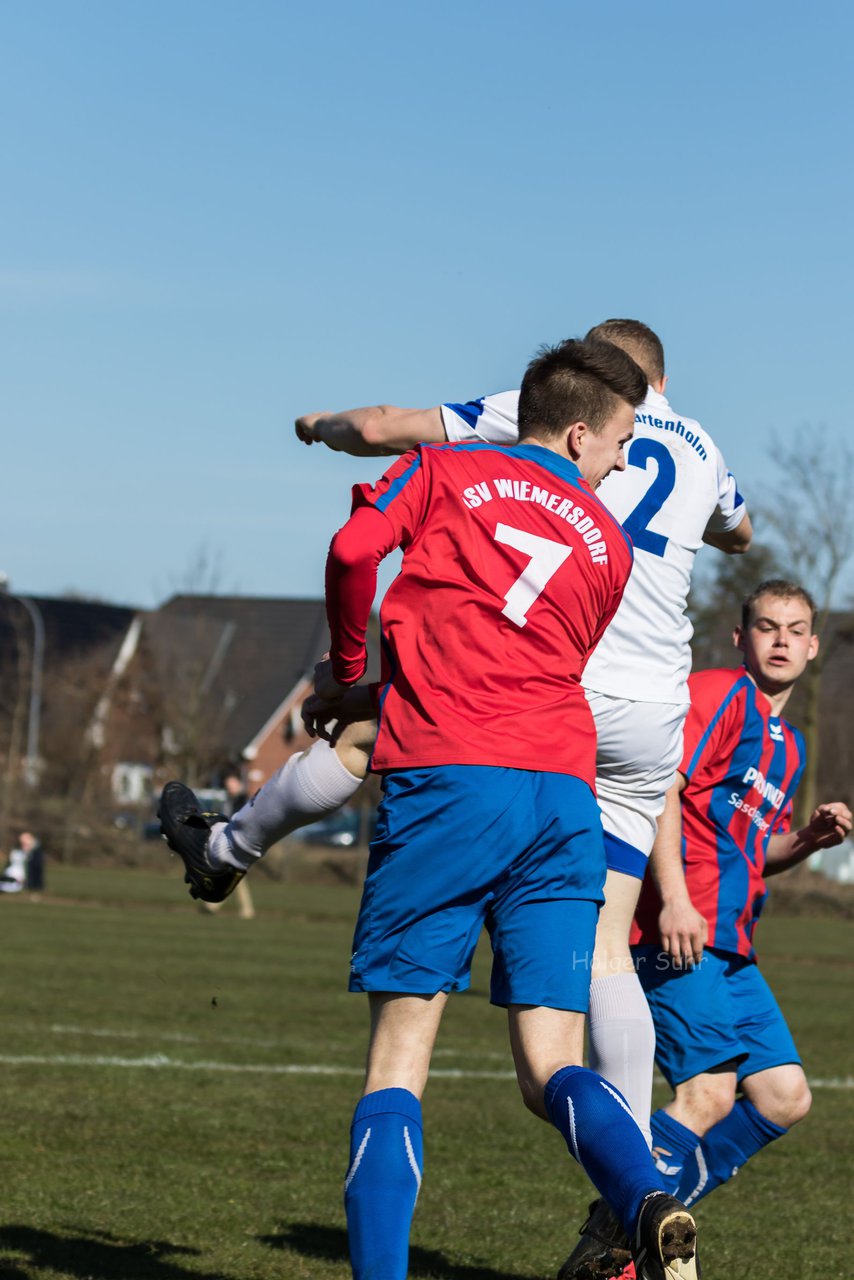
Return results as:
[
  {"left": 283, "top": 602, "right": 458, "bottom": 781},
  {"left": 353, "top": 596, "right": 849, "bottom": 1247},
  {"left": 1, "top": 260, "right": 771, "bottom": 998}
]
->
[
  {"left": 577, "top": 402, "right": 635, "bottom": 489},
  {"left": 735, "top": 594, "right": 819, "bottom": 692}
]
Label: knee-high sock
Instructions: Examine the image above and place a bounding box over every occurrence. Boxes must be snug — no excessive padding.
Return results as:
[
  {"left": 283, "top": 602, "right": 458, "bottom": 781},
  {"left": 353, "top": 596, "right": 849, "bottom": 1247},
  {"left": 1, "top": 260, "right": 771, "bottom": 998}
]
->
[
  {"left": 649, "top": 1109, "right": 702, "bottom": 1196},
  {"left": 345, "top": 1088, "right": 423, "bottom": 1280},
  {"left": 587, "top": 971, "right": 656, "bottom": 1147},
  {"left": 650, "top": 1101, "right": 786, "bottom": 1205},
  {"left": 545, "top": 1065, "right": 665, "bottom": 1238},
  {"left": 208, "top": 740, "right": 363, "bottom": 870}
]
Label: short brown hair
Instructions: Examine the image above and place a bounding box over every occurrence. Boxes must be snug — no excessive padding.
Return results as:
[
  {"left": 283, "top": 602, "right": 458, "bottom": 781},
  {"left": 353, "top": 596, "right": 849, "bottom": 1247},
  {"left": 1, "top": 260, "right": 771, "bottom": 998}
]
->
[
  {"left": 585, "top": 318, "right": 665, "bottom": 385},
  {"left": 741, "top": 579, "right": 818, "bottom": 629},
  {"left": 517, "top": 338, "right": 647, "bottom": 441}
]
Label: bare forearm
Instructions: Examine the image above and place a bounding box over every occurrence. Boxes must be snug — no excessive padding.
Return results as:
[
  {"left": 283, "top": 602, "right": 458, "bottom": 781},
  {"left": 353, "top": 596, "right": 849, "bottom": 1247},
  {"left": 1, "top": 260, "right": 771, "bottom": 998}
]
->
[
  {"left": 649, "top": 779, "right": 689, "bottom": 903},
  {"left": 764, "top": 832, "right": 813, "bottom": 875},
  {"left": 650, "top": 774, "right": 707, "bottom": 965},
  {"left": 766, "top": 801, "right": 853, "bottom": 875},
  {"left": 296, "top": 405, "right": 445, "bottom": 456}
]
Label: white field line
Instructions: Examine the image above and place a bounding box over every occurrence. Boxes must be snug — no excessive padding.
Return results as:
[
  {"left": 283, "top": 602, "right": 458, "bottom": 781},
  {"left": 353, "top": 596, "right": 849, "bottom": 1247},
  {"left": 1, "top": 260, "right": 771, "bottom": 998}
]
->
[
  {"left": 0, "top": 1053, "right": 513, "bottom": 1079},
  {"left": 47, "top": 1024, "right": 508, "bottom": 1060},
  {"left": 0, "top": 1052, "right": 851, "bottom": 1088},
  {"left": 49, "top": 1022, "right": 281, "bottom": 1048}
]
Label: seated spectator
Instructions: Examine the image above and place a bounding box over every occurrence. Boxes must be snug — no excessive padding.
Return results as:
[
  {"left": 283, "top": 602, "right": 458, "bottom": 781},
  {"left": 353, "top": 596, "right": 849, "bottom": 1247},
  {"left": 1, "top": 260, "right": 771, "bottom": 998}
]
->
[
  {"left": 0, "top": 842, "right": 27, "bottom": 893},
  {"left": 0, "top": 832, "right": 43, "bottom": 894}
]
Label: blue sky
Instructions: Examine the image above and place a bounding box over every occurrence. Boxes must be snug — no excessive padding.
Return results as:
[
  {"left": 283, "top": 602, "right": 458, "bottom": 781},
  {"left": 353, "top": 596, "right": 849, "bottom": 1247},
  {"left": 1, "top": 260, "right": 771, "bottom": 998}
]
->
[{"left": 2, "top": 1, "right": 852, "bottom": 607}]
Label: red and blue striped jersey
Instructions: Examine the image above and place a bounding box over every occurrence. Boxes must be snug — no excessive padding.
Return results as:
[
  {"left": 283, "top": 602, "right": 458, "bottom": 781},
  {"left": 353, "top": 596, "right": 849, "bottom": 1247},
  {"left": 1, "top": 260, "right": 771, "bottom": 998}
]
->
[
  {"left": 633, "top": 667, "right": 806, "bottom": 958},
  {"left": 332, "top": 440, "right": 633, "bottom": 787}
]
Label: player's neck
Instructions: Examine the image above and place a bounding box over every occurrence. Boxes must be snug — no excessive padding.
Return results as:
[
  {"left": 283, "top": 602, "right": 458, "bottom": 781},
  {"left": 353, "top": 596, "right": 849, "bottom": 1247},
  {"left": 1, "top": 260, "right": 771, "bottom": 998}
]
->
[
  {"left": 522, "top": 433, "right": 570, "bottom": 460},
  {"left": 743, "top": 667, "right": 794, "bottom": 718}
]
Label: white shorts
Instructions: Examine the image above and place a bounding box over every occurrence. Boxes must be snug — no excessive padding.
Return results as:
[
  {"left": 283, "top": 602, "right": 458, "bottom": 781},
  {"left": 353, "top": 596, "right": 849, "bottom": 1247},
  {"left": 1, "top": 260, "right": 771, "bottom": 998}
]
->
[{"left": 586, "top": 690, "right": 687, "bottom": 879}]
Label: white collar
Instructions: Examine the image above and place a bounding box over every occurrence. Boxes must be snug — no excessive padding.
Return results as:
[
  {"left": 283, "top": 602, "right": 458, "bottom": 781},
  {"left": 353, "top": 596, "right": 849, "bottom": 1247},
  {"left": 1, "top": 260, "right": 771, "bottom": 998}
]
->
[{"left": 643, "top": 386, "right": 670, "bottom": 411}]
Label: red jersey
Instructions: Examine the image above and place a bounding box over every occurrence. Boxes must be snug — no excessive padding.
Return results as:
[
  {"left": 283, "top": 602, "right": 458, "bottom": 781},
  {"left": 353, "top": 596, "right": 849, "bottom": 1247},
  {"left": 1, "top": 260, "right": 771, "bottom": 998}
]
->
[
  {"left": 632, "top": 667, "right": 806, "bottom": 958},
  {"left": 326, "top": 440, "right": 633, "bottom": 787}
]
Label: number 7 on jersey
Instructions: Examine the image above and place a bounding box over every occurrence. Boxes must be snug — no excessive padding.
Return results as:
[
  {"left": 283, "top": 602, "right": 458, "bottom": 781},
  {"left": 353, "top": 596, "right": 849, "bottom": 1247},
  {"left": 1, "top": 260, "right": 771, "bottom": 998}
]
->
[{"left": 494, "top": 522, "right": 573, "bottom": 627}]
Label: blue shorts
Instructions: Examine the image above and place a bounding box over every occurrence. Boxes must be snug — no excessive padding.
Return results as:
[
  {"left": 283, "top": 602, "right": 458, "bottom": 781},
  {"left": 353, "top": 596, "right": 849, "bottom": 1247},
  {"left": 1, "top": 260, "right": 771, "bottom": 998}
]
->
[
  {"left": 633, "top": 945, "right": 801, "bottom": 1088},
  {"left": 349, "top": 765, "right": 605, "bottom": 1012}
]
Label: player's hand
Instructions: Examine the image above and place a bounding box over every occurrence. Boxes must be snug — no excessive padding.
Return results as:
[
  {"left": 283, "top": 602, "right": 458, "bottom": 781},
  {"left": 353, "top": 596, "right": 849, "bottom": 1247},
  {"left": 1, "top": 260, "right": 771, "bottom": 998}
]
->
[
  {"left": 311, "top": 656, "right": 347, "bottom": 702},
  {"left": 659, "top": 895, "right": 708, "bottom": 969},
  {"left": 294, "top": 413, "right": 328, "bottom": 446},
  {"left": 300, "top": 683, "right": 375, "bottom": 745},
  {"left": 301, "top": 657, "right": 347, "bottom": 741},
  {"left": 302, "top": 693, "right": 341, "bottom": 741},
  {"left": 803, "top": 802, "right": 852, "bottom": 850},
  {"left": 294, "top": 409, "right": 387, "bottom": 456}
]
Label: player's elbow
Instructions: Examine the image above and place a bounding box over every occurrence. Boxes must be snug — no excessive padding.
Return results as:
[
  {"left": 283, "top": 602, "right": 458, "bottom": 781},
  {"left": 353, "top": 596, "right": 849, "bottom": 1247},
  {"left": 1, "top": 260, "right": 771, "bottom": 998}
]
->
[
  {"left": 360, "top": 404, "right": 442, "bottom": 452},
  {"left": 724, "top": 512, "right": 753, "bottom": 555},
  {"left": 329, "top": 526, "right": 370, "bottom": 572},
  {"left": 705, "top": 515, "right": 753, "bottom": 556},
  {"left": 725, "top": 533, "right": 752, "bottom": 556},
  {"left": 328, "top": 507, "right": 390, "bottom": 574},
  {"left": 359, "top": 406, "right": 400, "bottom": 448}
]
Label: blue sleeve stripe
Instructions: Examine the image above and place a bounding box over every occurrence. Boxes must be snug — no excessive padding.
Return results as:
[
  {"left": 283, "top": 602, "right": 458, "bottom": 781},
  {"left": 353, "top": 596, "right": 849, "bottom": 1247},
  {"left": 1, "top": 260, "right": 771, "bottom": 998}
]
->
[
  {"left": 685, "top": 676, "right": 748, "bottom": 777},
  {"left": 374, "top": 455, "right": 423, "bottom": 513},
  {"left": 728, "top": 471, "right": 745, "bottom": 508},
  {"left": 442, "top": 399, "right": 485, "bottom": 431}
]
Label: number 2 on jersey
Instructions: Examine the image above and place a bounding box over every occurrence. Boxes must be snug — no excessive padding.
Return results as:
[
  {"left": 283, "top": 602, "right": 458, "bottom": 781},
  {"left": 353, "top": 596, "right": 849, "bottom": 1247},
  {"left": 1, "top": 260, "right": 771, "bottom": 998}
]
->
[
  {"left": 621, "top": 438, "right": 676, "bottom": 557},
  {"left": 494, "top": 522, "right": 573, "bottom": 627}
]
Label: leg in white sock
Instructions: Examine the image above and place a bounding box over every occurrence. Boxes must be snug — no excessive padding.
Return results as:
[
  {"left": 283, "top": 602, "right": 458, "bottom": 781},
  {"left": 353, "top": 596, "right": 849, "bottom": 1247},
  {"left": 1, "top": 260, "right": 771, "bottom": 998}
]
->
[
  {"left": 588, "top": 971, "right": 656, "bottom": 1146},
  {"left": 588, "top": 870, "right": 655, "bottom": 1146},
  {"left": 210, "top": 727, "right": 373, "bottom": 870}
]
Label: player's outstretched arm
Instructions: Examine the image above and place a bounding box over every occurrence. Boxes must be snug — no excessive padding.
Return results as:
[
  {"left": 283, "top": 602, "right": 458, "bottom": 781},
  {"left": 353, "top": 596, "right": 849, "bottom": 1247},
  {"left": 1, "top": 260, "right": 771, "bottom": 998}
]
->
[
  {"left": 295, "top": 405, "right": 446, "bottom": 456},
  {"left": 765, "top": 801, "right": 853, "bottom": 876},
  {"left": 702, "top": 509, "right": 753, "bottom": 555},
  {"left": 650, "top": 774, "right": 708, "bottom": 967}
]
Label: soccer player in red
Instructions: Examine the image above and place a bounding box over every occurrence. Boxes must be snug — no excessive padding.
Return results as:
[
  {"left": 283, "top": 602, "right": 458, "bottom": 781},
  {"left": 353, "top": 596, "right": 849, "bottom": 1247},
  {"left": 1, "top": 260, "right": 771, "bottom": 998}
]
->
[
  {"left": 305, "top": 339, "right": 700, "bottom": 1280},
  {"left": 631, "top": 581, "right": 851, "bottom": 1215}
]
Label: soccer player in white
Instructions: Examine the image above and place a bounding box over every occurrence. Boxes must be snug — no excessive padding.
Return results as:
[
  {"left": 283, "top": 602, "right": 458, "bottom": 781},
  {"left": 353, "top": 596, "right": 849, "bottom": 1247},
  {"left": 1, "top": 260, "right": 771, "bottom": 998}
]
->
[{"left": 208, "top": 320, "right": 751, "bottom": 1155}]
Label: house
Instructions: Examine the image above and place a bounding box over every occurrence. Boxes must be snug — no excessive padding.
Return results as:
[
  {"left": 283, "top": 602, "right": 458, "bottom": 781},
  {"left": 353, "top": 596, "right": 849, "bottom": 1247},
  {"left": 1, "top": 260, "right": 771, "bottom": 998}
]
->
[
  {"left": 0, "top": 591, "right": 345, "bottom": 802},
  {"left": 135, "top": 594, "right": 332, "bottom": 789},
  {"left": 0, "top": 591, "right": 138, "bottom": 793}
]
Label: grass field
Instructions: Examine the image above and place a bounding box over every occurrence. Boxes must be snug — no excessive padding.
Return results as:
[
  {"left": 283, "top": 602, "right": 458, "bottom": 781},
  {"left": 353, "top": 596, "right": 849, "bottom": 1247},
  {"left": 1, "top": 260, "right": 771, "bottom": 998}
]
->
[{"left": 0, "top": 863, "right": 850, "bottom": 1279}]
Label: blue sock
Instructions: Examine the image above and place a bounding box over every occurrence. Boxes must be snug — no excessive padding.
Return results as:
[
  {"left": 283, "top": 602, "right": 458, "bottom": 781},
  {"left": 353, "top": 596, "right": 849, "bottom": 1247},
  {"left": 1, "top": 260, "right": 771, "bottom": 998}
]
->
[
  {"left": 344, "top": 1088, "right": 423, "bottom": 1280},
  {"left": 689, "top": 1099, "right": 786, "bottom": 1205},
  {"left": 545, "top": 1065, "right": 665, "bottom": 1238},
  {"left": 649, "top": 1109, "right": 702, "bottom": 1196},
  {"left": 650, "top": 1102, "right": 786, "bottom": 1205}
]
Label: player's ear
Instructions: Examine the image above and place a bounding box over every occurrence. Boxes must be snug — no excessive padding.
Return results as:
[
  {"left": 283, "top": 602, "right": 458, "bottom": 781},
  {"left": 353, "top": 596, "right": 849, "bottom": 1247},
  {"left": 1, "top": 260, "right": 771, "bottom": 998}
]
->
[
  {"left": 807, "top": 633, "right": 819, "bottom": 661},
  {"left": 566, "top": 421, "right": 585, "bottom": 461},
  {"left": 733, "top": 625, "right": 745, "bottom": 652}
]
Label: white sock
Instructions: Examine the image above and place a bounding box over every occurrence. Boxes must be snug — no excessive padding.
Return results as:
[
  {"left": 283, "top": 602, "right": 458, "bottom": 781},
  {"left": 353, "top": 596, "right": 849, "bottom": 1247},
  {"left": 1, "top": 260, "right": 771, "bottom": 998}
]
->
[
  {"left": 209, "top": 740, "right": 363, "bottom": 870},
  {"left": 587, "top": 971, "right": 656, "bottom": 1146}
]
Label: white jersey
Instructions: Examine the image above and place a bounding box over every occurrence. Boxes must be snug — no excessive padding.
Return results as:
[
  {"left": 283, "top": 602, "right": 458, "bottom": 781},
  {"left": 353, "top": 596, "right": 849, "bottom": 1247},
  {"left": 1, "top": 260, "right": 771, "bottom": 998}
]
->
[{"left": 441, "top": 387, "right": 745, "bottom": 704}]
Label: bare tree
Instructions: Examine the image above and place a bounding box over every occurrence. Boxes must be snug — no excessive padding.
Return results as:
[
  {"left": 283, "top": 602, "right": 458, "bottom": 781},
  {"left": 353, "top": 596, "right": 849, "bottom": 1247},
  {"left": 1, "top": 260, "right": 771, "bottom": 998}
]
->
[
  {"left": 166, "top": 546, "right": 234, "bottom": 785},
  {"left": 756, "top": 435, "right": 854, "bottom": 822},
  {"left": 0, "top": 602, "right": 36, "bottom": 849}
]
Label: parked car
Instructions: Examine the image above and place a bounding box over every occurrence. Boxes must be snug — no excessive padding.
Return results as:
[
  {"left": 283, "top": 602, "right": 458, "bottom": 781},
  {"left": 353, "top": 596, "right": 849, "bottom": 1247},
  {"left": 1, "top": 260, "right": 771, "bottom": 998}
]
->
[
  {"left": 112, "top": 811, "right": 163, "bottom": 841},
  {"left": 295, "top": 809, "right": 363, "bottom": 848}
]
